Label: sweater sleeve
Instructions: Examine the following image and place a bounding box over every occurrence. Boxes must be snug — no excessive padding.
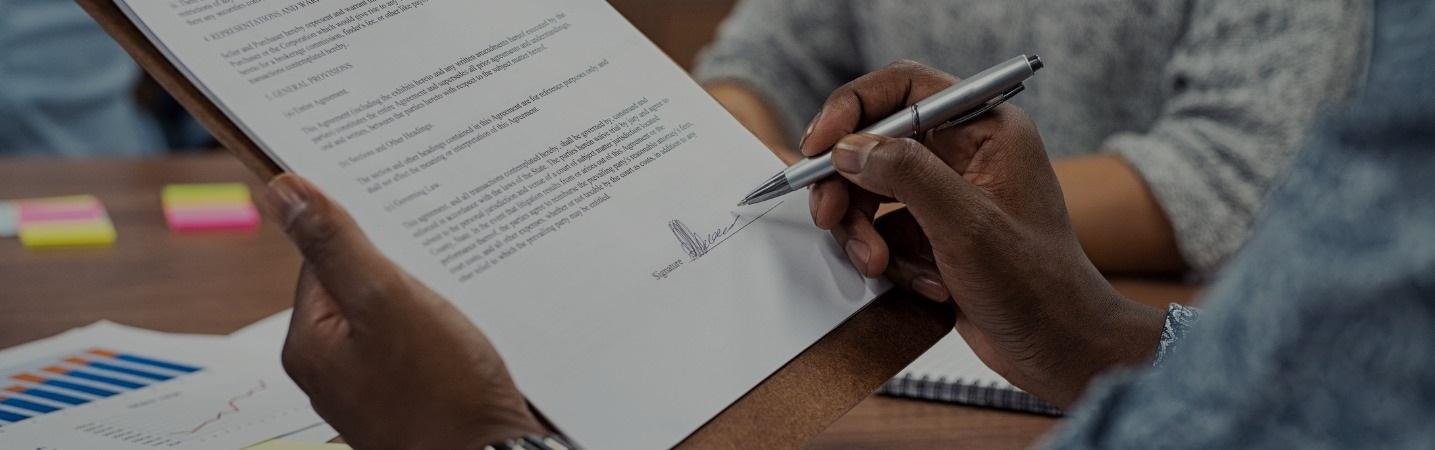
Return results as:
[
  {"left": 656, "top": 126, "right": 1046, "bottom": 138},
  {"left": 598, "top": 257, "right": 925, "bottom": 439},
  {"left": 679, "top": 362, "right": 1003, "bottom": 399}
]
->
[
  {"left": 1103, "top": 0, "right": 1368, "bottom": 271},
  {"left": 0, "top": 1, "right": 165, "bottom": 156},
  {"left": 693, "top": 0, "right": 865, "bottom": 144}
]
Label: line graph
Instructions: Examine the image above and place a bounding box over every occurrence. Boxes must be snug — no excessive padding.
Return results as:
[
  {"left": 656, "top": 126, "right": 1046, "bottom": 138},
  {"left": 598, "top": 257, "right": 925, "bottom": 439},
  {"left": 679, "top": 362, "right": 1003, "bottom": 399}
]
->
[
  {"left": 64, "top": 375, "right": 317, "bottom": 448},
  {"left": 173, "top": 379, "right": 267, "bottom": 436}
]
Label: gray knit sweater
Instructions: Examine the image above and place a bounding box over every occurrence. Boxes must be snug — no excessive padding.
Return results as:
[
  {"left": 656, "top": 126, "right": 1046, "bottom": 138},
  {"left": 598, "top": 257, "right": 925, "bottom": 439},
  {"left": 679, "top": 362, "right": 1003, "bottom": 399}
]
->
[{"left": 695, "top": 0, "right": 1369, "bottom": 271}]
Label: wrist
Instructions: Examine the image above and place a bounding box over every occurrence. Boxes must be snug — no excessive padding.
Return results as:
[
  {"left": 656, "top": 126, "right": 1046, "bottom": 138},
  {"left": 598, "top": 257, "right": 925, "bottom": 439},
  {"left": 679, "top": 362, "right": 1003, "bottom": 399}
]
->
[
  {"left": 1081, "top": 294, "right": 1167, "bottom": 367},
  {"left": 420, "top": 395, "right": 549, "bottom": 450},
  {"left": 457, "top": 428, "right": 551, "bottom": 450},
  {"left": 1035, "top": 283, "right": 1165, "bottom": 407},
  {"left": 459, "top": 405, "right": 550, "bottom": 450}
]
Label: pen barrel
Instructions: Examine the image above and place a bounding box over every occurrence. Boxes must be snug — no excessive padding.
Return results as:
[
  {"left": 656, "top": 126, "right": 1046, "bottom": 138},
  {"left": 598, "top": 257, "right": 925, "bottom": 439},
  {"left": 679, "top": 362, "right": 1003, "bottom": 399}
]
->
[
  {"left": 862, "top": 55, "right": 1039, "bottom": 137},
  {"left": 781, "top": 55, "right": 1040, "bottom": 190},
  {"left": 786, "top": 153, "right": 836, "bottom": 188}
]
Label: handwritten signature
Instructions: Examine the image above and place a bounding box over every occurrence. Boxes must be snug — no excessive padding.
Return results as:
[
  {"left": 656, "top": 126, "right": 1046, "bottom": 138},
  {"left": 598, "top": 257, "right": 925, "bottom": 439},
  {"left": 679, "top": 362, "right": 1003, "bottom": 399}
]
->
[
  {"left": 668, "top": 201, "right": 785, "bottom": 261},
  {"left": 670, "top": 216, "right": 740, "bottom": 259}
]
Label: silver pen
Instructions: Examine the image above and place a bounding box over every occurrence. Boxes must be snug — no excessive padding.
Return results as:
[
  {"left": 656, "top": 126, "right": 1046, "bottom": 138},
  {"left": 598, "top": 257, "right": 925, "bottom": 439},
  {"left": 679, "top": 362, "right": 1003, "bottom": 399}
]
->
[{"left": 738, "top": 54, "right": 1044, "bottom": 206}]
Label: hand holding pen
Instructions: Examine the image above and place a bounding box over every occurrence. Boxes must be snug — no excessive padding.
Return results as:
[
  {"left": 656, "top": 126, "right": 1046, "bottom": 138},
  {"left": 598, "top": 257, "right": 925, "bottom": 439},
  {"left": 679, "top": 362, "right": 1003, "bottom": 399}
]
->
[
  {"left": 739, "top": 55, "right": 1043, "bottom": 206},
  {"left": 776, "top": 59, "right": 1164, "bottom": 409},
  {"left": 769, "top": 58, "right": 1044, "bottom": 278}
]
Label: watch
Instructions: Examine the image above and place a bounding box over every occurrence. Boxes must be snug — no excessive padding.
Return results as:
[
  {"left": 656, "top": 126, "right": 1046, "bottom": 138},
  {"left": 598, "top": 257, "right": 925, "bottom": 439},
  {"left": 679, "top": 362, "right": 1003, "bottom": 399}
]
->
[{"left": 483, "top": 434, "right": 578, "bottom": 450}]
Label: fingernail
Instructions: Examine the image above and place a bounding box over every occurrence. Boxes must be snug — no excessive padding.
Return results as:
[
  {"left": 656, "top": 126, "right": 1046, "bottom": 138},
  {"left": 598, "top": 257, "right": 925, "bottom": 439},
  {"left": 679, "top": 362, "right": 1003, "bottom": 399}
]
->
[
  {"left": 912, "top": 275, "right": 949, "bottom": 302},
  {"left": 832, "top": 134, "right": 879, "bottom": 174},
  {"left": 810, "top": 186, "right": 825, "bottom": 219},
  {"left": 267, "top": 175, "right": 310, "bottom": 228},
  {"left": 798, "top": 110, "right": 823, "bottom": 152},
  {"left": 846, "top": 240, "right": 871, "bottom": 274}
]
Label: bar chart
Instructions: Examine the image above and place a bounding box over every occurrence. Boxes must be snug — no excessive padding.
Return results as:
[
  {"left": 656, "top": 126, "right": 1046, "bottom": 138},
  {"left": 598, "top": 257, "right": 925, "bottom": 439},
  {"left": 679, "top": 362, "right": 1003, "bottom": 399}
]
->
[
  {"left": 0, "top": 348, "right": 203, "bottom": 426},
  {"left": 0, "top": 323, "right": 327, "bottom": 449}
]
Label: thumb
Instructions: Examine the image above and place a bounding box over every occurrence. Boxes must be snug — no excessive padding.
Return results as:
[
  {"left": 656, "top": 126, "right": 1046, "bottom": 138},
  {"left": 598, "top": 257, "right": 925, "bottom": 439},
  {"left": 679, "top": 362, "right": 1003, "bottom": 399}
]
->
[
  {"left": 830, "top": 134, "right": 998, "bottom": 226},
  {"left": 829, "top": 133, "right": 1011, "bottom": 265},
  {"left": 267, "top": 174, "right": 408, "bottom": 320}
]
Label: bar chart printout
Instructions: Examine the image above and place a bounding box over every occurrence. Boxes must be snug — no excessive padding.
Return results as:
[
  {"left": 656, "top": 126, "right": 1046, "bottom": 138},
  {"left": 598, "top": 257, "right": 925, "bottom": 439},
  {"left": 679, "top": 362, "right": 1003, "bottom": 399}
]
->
[
  {"left": 0, "top": 322, "right": 325, "bottom": 450},
  {"left": 0, "top": 348, "right": 203, "bottom": 427}
]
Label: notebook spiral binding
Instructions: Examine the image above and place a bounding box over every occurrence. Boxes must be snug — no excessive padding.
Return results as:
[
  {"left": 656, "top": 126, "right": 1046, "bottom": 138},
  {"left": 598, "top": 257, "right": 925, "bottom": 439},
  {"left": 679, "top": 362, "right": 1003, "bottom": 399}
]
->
[{"left": 878, "top": 375, "right": 1064, "bottom": 416}]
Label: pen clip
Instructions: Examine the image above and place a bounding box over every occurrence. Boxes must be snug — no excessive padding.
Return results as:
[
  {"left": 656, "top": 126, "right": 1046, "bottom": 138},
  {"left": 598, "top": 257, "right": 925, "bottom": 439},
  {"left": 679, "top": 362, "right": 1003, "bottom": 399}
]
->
[{"left": 923, "top": 84, "right": 1027, "bottom": 138}]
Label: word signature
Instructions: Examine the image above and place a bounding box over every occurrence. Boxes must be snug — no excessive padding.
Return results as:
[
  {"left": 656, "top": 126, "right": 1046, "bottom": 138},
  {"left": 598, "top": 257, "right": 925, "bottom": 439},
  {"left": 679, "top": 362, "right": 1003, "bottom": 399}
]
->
[{"left": 668, "top": 201, "right": 785, "bottom": 261}]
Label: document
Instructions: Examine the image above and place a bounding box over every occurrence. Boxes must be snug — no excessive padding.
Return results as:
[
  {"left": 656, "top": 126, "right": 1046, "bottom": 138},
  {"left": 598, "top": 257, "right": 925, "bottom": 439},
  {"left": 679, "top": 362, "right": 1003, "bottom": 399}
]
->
[
  {"left": 229, "top": 311, "right": 341, "bottom": 443},
  {"left": 245, "top": 441, "right": 352, "bottom": 450},
  {"left": 114, "top": 1, "right": 886, "bottom": 448},
  {"left": 0, "top": 322, "right": 325, "bottom": 449}
]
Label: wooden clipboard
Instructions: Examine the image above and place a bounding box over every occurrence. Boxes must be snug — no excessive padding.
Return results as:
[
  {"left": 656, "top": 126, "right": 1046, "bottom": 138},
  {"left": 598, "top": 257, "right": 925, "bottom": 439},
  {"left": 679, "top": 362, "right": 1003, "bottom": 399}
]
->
[{"left": 74, "top": 1, "right": 956, "bottom": 447}]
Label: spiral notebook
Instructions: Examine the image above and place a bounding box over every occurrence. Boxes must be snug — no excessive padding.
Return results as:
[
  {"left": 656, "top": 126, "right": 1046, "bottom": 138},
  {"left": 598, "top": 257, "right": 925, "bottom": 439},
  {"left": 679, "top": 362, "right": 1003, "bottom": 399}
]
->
[{"left": 880, "top": 332, "right": 1063, "bottom": 416}]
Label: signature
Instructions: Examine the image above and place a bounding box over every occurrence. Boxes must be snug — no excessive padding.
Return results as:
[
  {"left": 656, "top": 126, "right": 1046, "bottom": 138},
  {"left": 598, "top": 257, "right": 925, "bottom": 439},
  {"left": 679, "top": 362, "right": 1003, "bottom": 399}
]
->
[
  {"left": 670, "top": 216, "right": 741, "bottom": 259},
  {"left": 669, "top": 201, "right": 785, "bottom": 261}
]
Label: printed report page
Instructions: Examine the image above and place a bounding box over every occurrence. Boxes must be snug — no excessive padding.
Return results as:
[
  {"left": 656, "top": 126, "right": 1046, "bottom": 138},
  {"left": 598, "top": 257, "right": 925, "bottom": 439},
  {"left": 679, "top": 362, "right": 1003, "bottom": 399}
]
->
[{"left": 114, "top": 0, "right": 886, "bottom": 448}]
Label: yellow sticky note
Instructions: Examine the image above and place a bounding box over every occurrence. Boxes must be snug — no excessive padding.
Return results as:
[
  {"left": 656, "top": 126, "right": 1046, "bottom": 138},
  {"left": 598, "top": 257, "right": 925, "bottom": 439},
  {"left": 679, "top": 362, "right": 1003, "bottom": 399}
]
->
[
  {"left": 244, "top": 441, "right": 352, "bottom": 450},
  {"left": 18, "top": 218, "right": 117, "bottom": 249},
  {"left": 163, "top": 183, "right": 254, "bottom": 208}
]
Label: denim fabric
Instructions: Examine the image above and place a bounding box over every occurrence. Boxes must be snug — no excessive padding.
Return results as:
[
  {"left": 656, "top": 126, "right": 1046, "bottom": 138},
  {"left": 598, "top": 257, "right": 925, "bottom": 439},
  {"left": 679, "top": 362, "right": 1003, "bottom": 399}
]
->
[
  {"left": 0, "top": 0, "right": 164, "bottom": 156},
  {"left": 1153, "top": 304, "right": 1199, "bottom": 368},
  {"left": 1043, "top": 0, "right": 1435, "bottom": 448}
]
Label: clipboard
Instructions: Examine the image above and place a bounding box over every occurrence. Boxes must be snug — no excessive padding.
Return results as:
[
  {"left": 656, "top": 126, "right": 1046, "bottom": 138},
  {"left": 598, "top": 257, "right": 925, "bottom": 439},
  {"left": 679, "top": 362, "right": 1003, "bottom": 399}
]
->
[{"left": 74, "top": 1, "right": 956, "bottom": 446}]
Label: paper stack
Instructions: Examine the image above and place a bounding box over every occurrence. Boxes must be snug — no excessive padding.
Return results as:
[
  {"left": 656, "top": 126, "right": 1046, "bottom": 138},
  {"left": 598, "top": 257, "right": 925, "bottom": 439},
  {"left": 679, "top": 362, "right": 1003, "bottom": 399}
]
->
[{"left": 0, "top": 201, "right": 16, "bottom": 238}]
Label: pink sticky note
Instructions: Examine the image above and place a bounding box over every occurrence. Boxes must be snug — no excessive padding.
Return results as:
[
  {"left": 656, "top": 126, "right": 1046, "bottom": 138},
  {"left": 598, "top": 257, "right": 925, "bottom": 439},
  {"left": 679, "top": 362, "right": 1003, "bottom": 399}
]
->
[
  {"left": 165, "top": 205, "right": 261, "bottom": 232},
  {"left": 18, "top": 196, "right": 106, "bottom": 224}
]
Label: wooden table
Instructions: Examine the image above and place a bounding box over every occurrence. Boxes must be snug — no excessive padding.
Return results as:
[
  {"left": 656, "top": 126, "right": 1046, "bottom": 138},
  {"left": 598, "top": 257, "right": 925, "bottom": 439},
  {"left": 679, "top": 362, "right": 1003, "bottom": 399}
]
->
[{"left": 0, "top": 154, "right": 1197, "bottom": 449}]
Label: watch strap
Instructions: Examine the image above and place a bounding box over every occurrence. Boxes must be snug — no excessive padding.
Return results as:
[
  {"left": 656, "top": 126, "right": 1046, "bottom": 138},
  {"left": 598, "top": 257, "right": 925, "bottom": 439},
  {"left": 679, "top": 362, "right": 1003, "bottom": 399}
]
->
[{"left": 484, "top": 434, "right": 577, "bottom": 450}]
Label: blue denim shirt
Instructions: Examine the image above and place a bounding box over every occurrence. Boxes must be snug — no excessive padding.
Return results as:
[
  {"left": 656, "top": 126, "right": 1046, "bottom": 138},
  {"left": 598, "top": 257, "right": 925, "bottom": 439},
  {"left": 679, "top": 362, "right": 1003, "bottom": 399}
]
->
[
  {"left": 1043, "top": 0, "right": 1435, "bottom": 448},
  {"left": 0, "top": 0, "right": 164, "bottom": 156}
]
